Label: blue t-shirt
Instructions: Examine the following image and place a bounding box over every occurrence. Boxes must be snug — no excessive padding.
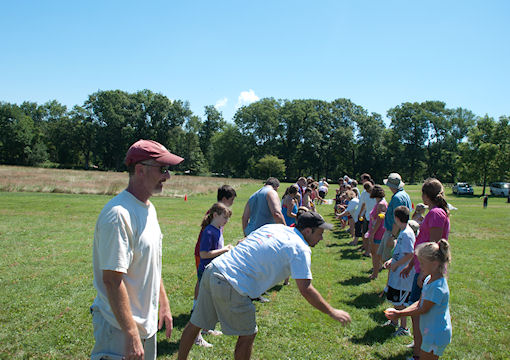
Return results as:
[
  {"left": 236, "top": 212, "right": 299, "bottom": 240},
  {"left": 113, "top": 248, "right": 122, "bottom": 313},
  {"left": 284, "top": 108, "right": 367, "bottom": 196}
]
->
[
  {"left": 198, "top": 224, "right": 224, "bottom": 273},
  {"left": 420, "top": 275, "right": 452, "bottom": 346},
  {"left": 384, "top": 189, "right": 412, "bottom": 231}
]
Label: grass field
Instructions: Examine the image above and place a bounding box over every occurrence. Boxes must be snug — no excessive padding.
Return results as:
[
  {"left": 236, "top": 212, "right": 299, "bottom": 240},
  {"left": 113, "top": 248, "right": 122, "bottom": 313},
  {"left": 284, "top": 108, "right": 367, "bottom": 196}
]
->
[{"left": 0, "top": 170, "right": 509, "bottom": 359}]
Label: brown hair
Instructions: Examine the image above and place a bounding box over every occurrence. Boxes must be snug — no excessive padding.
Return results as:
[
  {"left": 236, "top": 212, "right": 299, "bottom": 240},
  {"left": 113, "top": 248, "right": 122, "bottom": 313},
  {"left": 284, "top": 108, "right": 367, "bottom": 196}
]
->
[
  {"left": 370, "top": 185, "right": 385, "bottom": 199},
  {"left": 422, "top": 178, "right": 449, "bottom": 216},
  {"left": 394, "top": 205, "right": 410, "bottom": 223},
  {"left": 201, "top": 202, "right": 232, "bottom": 229}
]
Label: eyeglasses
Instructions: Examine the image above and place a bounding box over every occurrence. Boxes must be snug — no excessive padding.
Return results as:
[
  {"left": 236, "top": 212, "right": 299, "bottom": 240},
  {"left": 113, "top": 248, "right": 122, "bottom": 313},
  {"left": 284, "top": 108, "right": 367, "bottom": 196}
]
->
[{"left": 139, "top": 162, "right": 171, "bottom": 175}]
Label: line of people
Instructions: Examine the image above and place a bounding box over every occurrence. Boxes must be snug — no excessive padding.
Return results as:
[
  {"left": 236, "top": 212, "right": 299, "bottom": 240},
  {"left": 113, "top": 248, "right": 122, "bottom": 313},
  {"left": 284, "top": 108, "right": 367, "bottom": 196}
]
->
[
  {"left": 90, "top": 139, "right": 350, "bottom": 360},
  {"left": 334, "top": 172, "right": 452, "bottom": 360}
]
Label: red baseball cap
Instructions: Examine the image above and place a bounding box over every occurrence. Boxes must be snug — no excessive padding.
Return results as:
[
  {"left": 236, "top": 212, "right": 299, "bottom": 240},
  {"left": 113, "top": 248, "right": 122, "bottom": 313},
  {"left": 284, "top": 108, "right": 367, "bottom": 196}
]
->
[{"left": 125, "top": 139, "right": 184, "bottom": 166}]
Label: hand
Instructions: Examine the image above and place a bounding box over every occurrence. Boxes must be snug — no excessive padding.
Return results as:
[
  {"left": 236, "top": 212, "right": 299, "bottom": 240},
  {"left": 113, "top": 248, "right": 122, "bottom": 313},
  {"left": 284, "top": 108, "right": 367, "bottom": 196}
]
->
[
  {"left": 400, "top": 264, "right": 411, "bottom": 278},
  {"left": 124, "top": 332, "right": 144, "bottom": 360},
  {"left": 384, "top": 307, "right": 399, "bottom": 321},
  {"left": 329, "top": 309, "right": 351, "bottom": 325},
  {"left": 383, "top": 259, "right": 392, "bottom": 269},
  {"left": 158, "top": 306, "right": 173, "bottom": 339},
  {"left": 225, "top": 244, "right": 233, "bottom": 251}
]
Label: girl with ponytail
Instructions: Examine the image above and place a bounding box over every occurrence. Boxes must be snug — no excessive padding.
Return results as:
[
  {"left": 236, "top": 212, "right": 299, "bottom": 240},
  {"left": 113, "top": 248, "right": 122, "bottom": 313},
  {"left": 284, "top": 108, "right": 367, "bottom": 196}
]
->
[
  {"left": 386, "top": 239, "right": 452, "bottom": 359},
  {"left": 400, "top": 178, "right": 451, "bottom": 359}
]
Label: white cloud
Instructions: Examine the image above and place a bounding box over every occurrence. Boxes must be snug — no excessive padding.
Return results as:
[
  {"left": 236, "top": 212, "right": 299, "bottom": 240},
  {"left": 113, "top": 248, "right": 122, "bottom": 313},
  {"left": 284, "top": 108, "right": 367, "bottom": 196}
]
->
[
  {"left": 214, "top": 97, "right": 228, "bottom": 110},
  {"left": 236, "top": 89, "right": 259, "bottom": 108}
]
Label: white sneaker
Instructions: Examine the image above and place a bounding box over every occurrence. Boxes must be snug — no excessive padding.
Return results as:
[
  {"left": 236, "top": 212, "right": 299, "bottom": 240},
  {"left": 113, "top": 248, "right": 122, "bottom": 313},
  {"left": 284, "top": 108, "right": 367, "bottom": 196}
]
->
[
  {"left": 406, "top": 340, "right": 415, "bottom": 348},
  {"left": 381, "top": 319, "right": 398, "bottom": 327},
  {"left": 194, "top": 336, "right": 213, "bottom": 348},
  {"left": 393, "top": 326, "right": 411, "bottom": 337},
  {"left": 202, "top": 329, "right": 223, "bottom": 336}
]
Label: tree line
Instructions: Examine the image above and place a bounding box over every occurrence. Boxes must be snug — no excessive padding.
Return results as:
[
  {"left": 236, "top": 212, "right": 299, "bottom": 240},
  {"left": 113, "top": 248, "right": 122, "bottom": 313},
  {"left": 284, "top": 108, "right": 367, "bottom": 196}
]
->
[{"left": 1, "top": 89, "right": 508, "bottom": 186}]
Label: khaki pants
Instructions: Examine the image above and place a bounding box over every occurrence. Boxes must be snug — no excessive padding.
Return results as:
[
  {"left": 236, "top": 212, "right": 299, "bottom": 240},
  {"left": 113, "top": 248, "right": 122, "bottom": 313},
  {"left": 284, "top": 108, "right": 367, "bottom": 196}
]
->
[{"left": 376, "top": 229, "right": 395, "bottom": 263}]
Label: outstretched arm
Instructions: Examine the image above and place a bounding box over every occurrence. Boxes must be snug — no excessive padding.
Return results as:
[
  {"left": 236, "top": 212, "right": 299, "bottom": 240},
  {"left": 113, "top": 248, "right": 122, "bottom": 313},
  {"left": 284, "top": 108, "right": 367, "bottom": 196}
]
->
[{"left": 295, "top": 279, "right": 351, "bottom": 325}]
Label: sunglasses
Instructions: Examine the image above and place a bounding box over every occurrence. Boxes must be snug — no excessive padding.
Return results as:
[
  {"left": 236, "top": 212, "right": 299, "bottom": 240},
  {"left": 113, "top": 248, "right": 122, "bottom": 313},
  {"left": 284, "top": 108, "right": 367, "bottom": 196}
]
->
[{"left": 139, "top": 162, "right": 171, "bottom": 174}]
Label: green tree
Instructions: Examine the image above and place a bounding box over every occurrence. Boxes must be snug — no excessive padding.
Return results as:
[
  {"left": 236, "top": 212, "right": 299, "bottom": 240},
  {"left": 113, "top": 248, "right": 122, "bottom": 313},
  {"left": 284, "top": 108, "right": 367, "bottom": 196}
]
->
[
  {"left": 254, "top": 155, "right": 286, "bottom": 179},
  {"left": 199, "top": 105, "right": 226, "bottom": 165},
  {"left": 387, "top": 102, "right": 429, "bottom": 183},
  {"left": 0, "top": 102, "right": 35, "bottom": 165}
]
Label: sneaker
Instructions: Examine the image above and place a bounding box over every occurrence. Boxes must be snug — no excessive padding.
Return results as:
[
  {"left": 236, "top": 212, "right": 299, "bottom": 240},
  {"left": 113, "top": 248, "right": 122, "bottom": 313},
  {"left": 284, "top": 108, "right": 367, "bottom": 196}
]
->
[
  {"left": 252, "top": 296, "right": 270, "bottom": 303},
  {"left": 202, "top": 329, "right": 223, "bottom": 336},
  {"left": 194, "top": 336, "right": 213, "bottom": 348},
  {"left": 393, "top": 326, "right": 411, "bottom": 337},
  {"left": 406, "top": 340, "right": 415, "bottom": 348},
  {"left": 381, "top": 319, "right": 398, "bottom": 327}
]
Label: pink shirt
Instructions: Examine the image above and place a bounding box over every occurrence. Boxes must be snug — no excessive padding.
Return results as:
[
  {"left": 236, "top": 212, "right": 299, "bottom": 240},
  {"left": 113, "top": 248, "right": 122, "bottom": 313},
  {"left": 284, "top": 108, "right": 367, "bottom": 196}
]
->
[
  {"left": 369, "top": 199, "right": 388, "bottom": 241},
  {"left": 414, "top": 206, "right": 450, "bottom": 273}
]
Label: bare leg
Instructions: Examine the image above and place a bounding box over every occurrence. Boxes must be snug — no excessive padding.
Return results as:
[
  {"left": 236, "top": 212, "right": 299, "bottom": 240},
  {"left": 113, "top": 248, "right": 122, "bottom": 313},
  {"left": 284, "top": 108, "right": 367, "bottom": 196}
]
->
[
  {"left": 193, "top": 279, "right": 199, "bottom": 303},
  {"left": 412, "top": 315, "right": 422, "bottom": 357},
  {"left": 370, "top": 243, "right": 380, "bottom": 279},
  {"left": 420, "top": 349, "right": 439, "bottom": 360},
  {"left": 178, "top": 322, "right": 202, "bottom": 360},
  {"left": 234, "top": 334, "right": 257, "bottom": 360}
]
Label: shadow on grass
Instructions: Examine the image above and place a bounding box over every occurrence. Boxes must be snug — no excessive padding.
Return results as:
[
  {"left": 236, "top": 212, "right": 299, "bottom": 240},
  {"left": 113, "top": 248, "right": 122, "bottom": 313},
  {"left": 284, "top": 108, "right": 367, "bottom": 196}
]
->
[
  {"left": 350, "top": 324, "right": 395, "bottom": 345},
  {"left": 373, "top": 350, "right": 411, "bottom": 360},
  {"left": 156, "top": 313, "right": 192, "bottom": 356},
  {"left": 346, "top": 291, "right": 385, "bottom": 309},
  {"left": 368, "top": 309, "right": 390, "bottom": 324},
  {"left": 337, "top": 248, "right": 363, "bottom": 260},
  {"left": 171, "top": 312, "right": 191, "bottom": 330},
  {"left": 339, "top": 275, "right": 371, "bottom": 286},
  {"left": 326, "top": 242, "right": 350, "bottom": 248},
  {"left": 157, "top": 340, "right": 180, "bottom": 356},
  {"left": 268, "top": 284, "right": 284, "bottom": 292}
]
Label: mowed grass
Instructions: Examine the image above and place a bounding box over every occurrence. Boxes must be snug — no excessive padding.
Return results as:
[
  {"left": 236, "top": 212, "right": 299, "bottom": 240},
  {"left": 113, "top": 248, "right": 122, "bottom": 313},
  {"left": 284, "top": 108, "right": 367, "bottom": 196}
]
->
[{"left": 0, "top": 178, "right": 509, "bottom": 359}]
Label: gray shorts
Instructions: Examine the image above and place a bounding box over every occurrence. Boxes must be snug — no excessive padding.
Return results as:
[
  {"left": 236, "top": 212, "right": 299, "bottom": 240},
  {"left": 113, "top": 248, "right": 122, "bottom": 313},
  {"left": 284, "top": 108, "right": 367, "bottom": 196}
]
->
[
  {"left": 377, "top": 229, "right": 394, "bottom": 262},
  {"left": 191, "top": 264, "right": 258, "bottom": 336},
  {"left": 90, "top": 306, "right": 156, "bottom": 360}
]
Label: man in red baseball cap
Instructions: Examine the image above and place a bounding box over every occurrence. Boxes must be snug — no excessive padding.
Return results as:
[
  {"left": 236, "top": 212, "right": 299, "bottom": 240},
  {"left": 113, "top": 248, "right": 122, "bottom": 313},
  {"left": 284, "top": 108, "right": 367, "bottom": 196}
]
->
[{"left": 91, "top": 140, "right": 183, "bottom": 360}]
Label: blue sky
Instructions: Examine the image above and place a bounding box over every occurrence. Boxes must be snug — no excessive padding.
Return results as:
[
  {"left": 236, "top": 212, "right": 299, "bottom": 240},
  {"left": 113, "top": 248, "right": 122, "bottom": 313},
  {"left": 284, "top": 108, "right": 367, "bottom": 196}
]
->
[{"left": 1, "top": 1, "right": 509, "bottom": 124}]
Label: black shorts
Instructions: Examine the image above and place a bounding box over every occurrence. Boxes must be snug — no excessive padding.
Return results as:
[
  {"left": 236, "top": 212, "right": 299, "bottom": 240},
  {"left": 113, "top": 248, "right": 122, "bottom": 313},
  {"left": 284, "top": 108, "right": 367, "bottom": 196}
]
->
[
  {"left": 354, "top": 220, "right": 363, "bottom": 237},
  {"left": 386, "top": 285, "right": 411, "bottom": 306},
  {"left": 319, "top": 190, "right": 326, "bottom": 198}
]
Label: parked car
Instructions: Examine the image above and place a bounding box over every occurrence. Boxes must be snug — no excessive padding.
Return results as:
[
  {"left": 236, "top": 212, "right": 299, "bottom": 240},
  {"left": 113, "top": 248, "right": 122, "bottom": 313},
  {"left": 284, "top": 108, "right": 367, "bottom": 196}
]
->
[
  {"left": 452, "top": 182, "right": 474, "bottom": 195},
  {"left": 490, "top": 182, "right": 510, "bottom": 197}
]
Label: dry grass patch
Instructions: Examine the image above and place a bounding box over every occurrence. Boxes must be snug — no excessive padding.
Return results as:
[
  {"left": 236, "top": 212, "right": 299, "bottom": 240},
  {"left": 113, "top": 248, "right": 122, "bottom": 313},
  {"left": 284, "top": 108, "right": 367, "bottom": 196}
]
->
[{"left": 0, "top": 165, "right": 259, "bottom": 197}]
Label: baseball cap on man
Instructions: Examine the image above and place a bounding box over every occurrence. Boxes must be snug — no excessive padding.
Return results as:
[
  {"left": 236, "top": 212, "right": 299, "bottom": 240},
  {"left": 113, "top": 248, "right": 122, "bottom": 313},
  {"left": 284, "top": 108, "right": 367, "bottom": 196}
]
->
[
  {"left": 383, "top": 173, "right": 405, "bottom": 189},
  {"left": 125, "top": 139, "right": 184, "bottom": 166},
  {"left": 297, "top": 211, "right": 333, "bottom": 230}
]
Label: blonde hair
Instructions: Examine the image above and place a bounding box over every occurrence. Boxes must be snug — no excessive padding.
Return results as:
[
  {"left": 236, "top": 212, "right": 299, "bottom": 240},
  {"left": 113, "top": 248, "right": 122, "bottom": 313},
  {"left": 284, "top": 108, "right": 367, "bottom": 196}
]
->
[
  {"left": 416, "top": 239, "right": 451, "bottom": 275},
  {"left": 201, "top": 202, "right": 232, "bottom": 229}
]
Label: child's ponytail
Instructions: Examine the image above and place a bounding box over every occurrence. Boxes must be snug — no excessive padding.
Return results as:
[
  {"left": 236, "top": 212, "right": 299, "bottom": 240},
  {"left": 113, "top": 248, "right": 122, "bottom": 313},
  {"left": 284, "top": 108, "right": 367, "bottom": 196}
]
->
[{"left": 416, "top": 238, "right": 451, "bottom": 275}]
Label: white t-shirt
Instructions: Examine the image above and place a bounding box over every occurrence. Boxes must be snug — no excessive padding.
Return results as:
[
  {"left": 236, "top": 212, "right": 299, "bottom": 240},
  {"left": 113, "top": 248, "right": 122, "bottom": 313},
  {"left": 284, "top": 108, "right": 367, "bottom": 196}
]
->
[
  {"left": 358, "top": 190, "right": 377, "bottom": 217},
  {"left": 213, "top": 224, "right": 312, "bottom": 298},
  {"left": 345, "top": 197, "right": 360, "bottom": 220},
  {"left": 388, "top": 224, "right": 416, "bottom": 292},
  {"left": 92, "top": 190, "right": 162, "bottom": 339}
]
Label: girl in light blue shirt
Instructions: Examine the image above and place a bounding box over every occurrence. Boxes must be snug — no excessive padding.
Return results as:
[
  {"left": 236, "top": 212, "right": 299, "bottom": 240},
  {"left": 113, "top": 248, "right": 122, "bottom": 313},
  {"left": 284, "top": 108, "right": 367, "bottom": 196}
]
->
[{"left": 385, "top": 239, "right": 452, "bottom": 360}]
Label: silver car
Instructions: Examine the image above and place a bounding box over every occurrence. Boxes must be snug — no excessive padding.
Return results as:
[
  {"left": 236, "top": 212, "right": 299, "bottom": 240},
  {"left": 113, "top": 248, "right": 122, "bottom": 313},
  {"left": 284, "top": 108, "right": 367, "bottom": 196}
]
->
[
  {"left": 490, "top": 182, "right": 510, "bottom": 197},
  {"left": 452, "top": 182, "right": 474, "bottom": 195}
]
